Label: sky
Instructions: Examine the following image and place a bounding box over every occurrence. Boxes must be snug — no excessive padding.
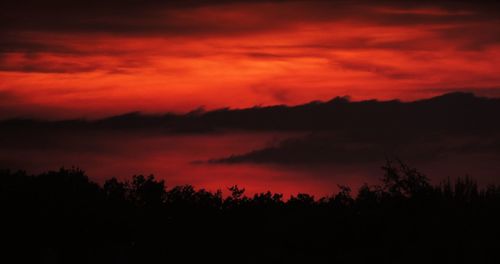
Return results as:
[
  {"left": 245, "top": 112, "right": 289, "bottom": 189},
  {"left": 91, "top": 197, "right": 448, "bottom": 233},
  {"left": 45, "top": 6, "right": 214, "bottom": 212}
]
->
[
  {"left": 2, "top": 1, "right": 500, "bottom": 195},
  {"left": 1, "top": 93, "right": 500, "bottom": 196},
  {"left": 2, "top": 0, "right": 500, "bottom": 119}
]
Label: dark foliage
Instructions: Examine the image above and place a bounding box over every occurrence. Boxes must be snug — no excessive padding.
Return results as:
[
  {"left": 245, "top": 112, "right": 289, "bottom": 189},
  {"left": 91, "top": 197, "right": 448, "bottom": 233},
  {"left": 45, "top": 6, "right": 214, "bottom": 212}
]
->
[{"left": 2, "top": 160, "right": 500, "bottom": 263}]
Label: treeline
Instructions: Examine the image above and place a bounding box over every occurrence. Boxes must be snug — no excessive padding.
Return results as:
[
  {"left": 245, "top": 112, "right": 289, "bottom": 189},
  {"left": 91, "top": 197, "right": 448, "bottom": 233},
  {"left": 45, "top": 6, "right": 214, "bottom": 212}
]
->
[{"left": 2, "top": 160, "right": 500, "bottom": 263}]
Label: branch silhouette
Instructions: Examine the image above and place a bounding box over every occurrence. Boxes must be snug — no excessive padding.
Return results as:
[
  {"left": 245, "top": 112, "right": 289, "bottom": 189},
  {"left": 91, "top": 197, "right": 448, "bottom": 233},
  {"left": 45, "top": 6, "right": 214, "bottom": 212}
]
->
[{"left": 2, "top": 159, "right": 500, "bottom": 263}]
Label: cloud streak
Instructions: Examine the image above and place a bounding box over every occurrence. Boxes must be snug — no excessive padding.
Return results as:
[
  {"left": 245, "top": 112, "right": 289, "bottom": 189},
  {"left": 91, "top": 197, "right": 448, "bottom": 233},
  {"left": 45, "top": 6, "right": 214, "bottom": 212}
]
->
[{"left": 1, "top": 1, "right": 500, "bottom": 118}]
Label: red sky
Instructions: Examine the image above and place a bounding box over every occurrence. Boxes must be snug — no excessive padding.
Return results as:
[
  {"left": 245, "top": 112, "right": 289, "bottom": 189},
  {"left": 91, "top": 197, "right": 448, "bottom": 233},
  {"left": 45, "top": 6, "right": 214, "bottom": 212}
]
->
[{"left": 2, "top": 1, "right": 500, "bottom": 119}]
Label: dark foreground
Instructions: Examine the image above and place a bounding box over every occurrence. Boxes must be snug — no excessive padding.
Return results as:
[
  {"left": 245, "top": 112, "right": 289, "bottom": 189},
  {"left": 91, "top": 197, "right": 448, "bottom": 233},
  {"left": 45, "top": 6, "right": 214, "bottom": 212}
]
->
[{"left": 2, "top": 160, "right": 500, "bottom": 264}]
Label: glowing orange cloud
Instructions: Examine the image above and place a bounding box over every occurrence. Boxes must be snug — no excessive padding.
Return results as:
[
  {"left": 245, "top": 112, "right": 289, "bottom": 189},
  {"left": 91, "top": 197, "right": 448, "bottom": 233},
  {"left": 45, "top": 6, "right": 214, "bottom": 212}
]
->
[{"left": 1, "top": 1, "right": 500, "bottom": 119}]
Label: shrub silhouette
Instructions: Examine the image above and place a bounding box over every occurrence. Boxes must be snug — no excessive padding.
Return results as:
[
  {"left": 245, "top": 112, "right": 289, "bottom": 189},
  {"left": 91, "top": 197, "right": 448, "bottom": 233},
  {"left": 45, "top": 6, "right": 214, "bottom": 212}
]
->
[{"left": 2, "top": 160, "right": 500, "bottom": 263}]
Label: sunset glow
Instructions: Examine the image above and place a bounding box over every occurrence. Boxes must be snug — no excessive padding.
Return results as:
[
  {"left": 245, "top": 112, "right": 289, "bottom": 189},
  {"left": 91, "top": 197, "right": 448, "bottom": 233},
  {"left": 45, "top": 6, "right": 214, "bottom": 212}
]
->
[{"left": 2, "top": 1, "right": 500, "bottom": 119}]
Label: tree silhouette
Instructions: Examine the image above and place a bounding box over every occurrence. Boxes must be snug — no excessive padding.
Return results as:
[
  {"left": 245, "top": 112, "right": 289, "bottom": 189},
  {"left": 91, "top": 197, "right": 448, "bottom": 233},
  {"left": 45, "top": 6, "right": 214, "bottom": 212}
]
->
[{"left": 2, "top": 160, "right": 500, "bottom": 263}]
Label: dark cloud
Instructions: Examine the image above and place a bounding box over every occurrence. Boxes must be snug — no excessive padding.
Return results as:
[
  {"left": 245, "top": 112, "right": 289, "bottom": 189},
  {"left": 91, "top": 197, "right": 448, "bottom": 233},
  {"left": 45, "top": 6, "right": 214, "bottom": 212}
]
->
[
  {"left": 419, "top": 87, "right": 500, "bottom": 98},
  {"left": 332, "top": 59, "right": 417, "bottom": 80},
  {"left": 2, "top": 91, "right": 499, "bottom": 130},
  {"left": 2, "top": 1, "right": 500, "bottom": 54},
  {"left": 1, "top": 1, "right": 293, "bottom": 37},
  {"left": 192, "top": 92, "right": 500, "bottom": 165},
  {"left": 2, "top": 91, "right": 500, "bottom": 186},
  {"left": 211, "top": 132, "right": 500, "bottom": 165},
  {"left": 250, "top": 85, "right": 295, "bottom": 104},
  {"left": 430, "top": 24, "right": 500, "bottom": 50},
  {"left": 2, "top": 91, "right": 500, "bottom": 150},
  {"left": 0, "top": 59, "right": 102, "bottom": 73},
  {"left": 0, "top": 37, "right": 76, "bottom": 54}
]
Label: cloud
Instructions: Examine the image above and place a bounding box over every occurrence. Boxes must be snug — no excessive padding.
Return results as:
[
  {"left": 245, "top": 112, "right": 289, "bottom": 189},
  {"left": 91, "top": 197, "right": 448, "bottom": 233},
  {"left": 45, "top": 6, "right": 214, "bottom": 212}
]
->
[
  {"left": 0, "top": 89, "right": 495, "bottom": 118},
  {"left": 332, "top": 59, "right": 417, "bottom": 80},
  {"left": 198, "top": 92, "right": 500, "bottom": 164},
  {"left": 2, "top": 90, "right": 499, "bottom": 133},
  {"left": 2, "top": 1, "right": 500, "bottom": 49},
  {"left": 2, "top": 92, "right": 500, "bottom": 187},
  {"left": 0, "top": 53, "right": 103, "bottom": 73},
  {"left": 1, "top": 1, "right": 500, "bottom": 118},
  {"left": 211, "top": 132, "right": 500, "bottom": 165},
  {"left": 0, "top": 89, "right": 72, "bottom": 119}
]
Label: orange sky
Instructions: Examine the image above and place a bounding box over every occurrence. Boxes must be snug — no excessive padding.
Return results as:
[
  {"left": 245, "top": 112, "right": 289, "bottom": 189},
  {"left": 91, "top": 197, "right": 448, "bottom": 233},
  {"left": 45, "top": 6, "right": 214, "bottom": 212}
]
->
[{"left": 1, "top": 1, "right": 500, "bottom": 119}]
